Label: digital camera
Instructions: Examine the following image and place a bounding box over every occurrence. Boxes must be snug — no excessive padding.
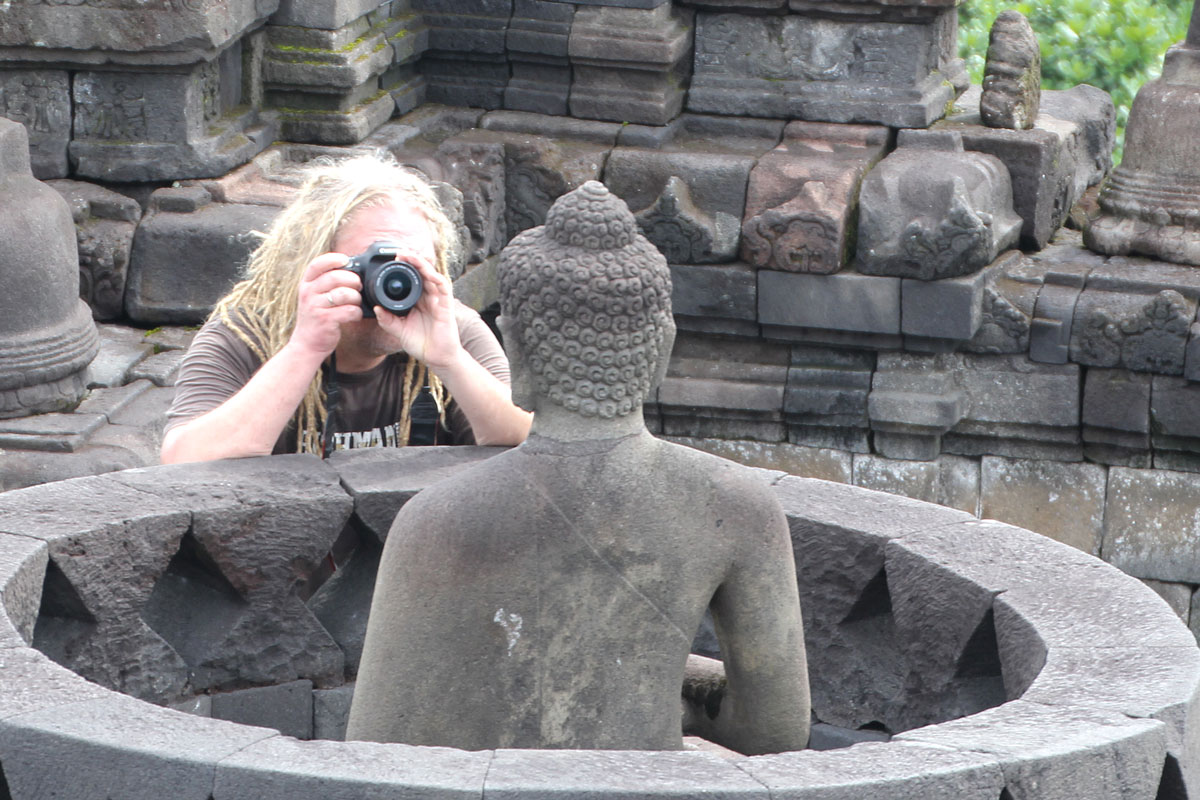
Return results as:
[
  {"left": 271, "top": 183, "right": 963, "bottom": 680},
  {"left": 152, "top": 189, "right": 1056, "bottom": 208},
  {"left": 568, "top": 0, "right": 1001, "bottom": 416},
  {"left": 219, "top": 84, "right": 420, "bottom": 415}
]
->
[{"left": 343, "top": 241, "right": 423, "bottom": 317}]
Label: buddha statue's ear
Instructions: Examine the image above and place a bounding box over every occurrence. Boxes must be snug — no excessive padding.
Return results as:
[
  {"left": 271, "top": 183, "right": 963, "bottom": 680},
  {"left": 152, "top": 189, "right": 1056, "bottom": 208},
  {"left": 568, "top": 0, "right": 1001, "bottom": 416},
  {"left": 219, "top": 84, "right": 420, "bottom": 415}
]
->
[
  {"left": 649, "top": 316, "right": 676, "bottom": 395},
  {"left": 498, "top": 314, "right": 535, "bottom": 413}
]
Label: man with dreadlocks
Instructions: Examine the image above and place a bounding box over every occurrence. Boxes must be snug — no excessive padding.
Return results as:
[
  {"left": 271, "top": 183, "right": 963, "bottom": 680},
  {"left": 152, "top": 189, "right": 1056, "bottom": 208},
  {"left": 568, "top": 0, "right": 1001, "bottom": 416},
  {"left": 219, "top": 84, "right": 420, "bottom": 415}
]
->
[{"left": 161, "top": 155, "right": 531, "bottom": 463}]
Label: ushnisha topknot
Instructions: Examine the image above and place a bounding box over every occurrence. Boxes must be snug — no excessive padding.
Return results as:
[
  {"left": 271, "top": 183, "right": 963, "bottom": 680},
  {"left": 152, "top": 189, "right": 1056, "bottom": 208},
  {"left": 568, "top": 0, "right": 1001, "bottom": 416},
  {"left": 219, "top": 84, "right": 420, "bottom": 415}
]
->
[
  {"left": 498, "top": 181, "right": 673, "bottom": 420},
  {"left": 543, "top": 180, "right": 638, "bottom": 250}
]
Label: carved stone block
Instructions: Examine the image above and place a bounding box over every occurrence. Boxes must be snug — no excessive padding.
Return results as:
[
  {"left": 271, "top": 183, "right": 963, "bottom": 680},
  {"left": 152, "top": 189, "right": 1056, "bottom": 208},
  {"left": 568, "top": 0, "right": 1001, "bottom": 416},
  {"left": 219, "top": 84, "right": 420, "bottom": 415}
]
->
[
  {"left": 1024, "top": 237, "right": 1106, "bottom": 364},
  {"left": 48, "top": 180, "right": 141, "bottom": 323},
  {"left": 70, "top": 50, "right": 277, "bottom": 181},
  {"left": 568, "top": 4, "right": 693, "bottom": 126},
  {"left": 270, "top": 0, "right": 383, "bottom": 31},
  {"left": 435, "top": 135, "right": 508, "bottom": 262},
  {"left": 1085, "top": 42, "right": 1200, "bottom": 266},
  {"left": 502, "top": 137, "right": 607, "bottom": 240},
  {"left": 1069, "top": 259, "right": 1200, "bottom": 376},
  {"left": 504, "top": 0, "right": 574, "bottom": 115},
  {"left": 669, "top": 262, "right": 757, "bottom": 336},
  {"left": 760, "top": 269, "right": 901, "bottom": 338},
  {"left": 0, "top": 0, "right": 277, "bottom": 65},
  {"left": 1150, "top": 376, "right": 1200, "bottom": 466},
  {"left": 856, "top": 131, "right": 1022, "bottom": 280},
  {"left": 125, "top": 187, "right": 281, "bottom": 325},
  {"left": 784, "top": 345, "right": 873, "bottom": 453},
  {"left": 1081, "top": 368, "right": 1152, "bottom": 465},
  {"left": 964, "top": 252, "right": 1041, "bottom": 356},
  {"left": 1040, "top": 85, "right": 1116, "bottom": 197},
  {"left": 416, "top": 0, "right": 512, "bottom": 53},
  {"left": 605, "top": 147, "right": 755, "bottom": 265},
  {"left": 901, "top": 253, "right": 1014, "bottom": 344},
  {"left": 689, "top": 10, "right": 966, "bottom": 128},
  {"left": 0, "top": 70, "right": 71, "bottom": 179},
  {"left": 869, "top": 353, "right": 966, "bottom": 461},
  {"left": 421, "top": 51, "right": 509, "bottom": 110},
  {"left": 741, "top": 121, "right": 890, "bottom": 274},
  {"left": 980, "top": 10, "right": 1041, "bottom": 130}
]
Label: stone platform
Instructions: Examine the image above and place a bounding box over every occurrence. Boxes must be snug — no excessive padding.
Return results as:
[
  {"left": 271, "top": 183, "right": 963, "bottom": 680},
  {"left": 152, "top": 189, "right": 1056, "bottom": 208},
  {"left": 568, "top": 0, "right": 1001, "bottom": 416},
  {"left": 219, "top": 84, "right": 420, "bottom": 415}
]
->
[{"left": 0, "top": 451, "right": 1196, "bottom": 798}]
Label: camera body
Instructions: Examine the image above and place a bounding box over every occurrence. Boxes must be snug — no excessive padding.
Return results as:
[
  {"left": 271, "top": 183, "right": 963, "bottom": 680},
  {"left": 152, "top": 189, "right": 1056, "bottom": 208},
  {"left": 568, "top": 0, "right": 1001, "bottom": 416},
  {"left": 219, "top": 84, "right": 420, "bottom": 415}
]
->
[{"left": 343, "top": 241, "right": 423, "bottom": 317}]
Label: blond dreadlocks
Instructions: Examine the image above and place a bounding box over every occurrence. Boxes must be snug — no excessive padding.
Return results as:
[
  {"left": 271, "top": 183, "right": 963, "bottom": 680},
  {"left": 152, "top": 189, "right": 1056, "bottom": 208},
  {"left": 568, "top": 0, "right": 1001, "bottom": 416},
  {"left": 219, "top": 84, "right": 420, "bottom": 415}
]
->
[{"left": 211, "top": 154, "right": 462, "bottom": 455}]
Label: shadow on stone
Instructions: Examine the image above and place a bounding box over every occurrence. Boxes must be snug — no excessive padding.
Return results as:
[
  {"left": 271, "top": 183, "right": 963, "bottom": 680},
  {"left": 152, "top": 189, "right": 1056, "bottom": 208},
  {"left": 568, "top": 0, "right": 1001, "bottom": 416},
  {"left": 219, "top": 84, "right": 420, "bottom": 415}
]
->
[
  {"left": 306, "top": 525, "right": 382, "bottom": 676},
  {"left": 0, "top": 758, "right": 12, "bottom": 800},
  {"left": 141, "top": 532, "right": 247, "bottom": 669},
  {"left": 30, "top": 559, "right": 96, "bottom": 666},
  {"left": 1157, "top": 754, "right": 1189, "bottom": 800}
]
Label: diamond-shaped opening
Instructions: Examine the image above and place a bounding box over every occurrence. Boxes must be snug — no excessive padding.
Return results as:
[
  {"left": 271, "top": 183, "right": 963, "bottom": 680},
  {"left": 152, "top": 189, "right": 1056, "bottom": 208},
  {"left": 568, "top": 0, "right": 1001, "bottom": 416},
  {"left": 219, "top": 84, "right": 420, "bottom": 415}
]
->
[
  {"left": 307, "top": 523, "right": 381, "bottom": 675},
  {"left": 31, "top": 558, "right": 97, "bottom": 666},
  {"left": 841, "top": 567, "right": 892, "bottom": 625},
  {"left": 954, "top": 608, "right": 1003, "bottom": 680},
  {"left": 1157, "top": 754, "right": 1189, "bottom": 800},
  {"left": 1000, "top": 789, "right": 1015, "bottom": 800},
  {"left": 141, "top": 532, "right": 246, "bottom": 667}
]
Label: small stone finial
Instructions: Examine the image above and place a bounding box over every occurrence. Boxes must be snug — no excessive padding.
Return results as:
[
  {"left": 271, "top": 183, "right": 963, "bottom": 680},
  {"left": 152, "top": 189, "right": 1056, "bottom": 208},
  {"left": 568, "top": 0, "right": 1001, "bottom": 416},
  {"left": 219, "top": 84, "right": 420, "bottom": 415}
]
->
[
  {"left": 981, "top": 10, "right": 1042, "bottom": 130},
  {"left": 498, "top": 181, "right": 673, "bottom": 419}
]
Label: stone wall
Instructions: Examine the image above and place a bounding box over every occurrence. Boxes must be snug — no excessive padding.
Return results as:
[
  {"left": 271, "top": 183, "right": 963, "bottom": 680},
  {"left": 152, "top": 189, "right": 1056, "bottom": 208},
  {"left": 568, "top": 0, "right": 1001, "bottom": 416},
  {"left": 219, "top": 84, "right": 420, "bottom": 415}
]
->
[{"left": 0, "top": 450, "right": 1197, "bottom": 798}]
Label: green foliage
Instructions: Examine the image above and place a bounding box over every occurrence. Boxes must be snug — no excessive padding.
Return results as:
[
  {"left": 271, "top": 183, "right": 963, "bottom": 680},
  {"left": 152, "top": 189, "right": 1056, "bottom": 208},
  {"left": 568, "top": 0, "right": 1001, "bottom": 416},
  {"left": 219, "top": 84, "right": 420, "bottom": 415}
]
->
[{"left": 958, "top": 0, "right": 1192, "bottom": 161}]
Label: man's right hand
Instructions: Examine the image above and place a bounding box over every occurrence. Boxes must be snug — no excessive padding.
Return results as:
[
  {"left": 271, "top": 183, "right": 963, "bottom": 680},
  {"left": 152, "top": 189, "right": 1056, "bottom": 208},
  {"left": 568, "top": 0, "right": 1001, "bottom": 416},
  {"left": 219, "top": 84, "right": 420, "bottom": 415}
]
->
[{"left": 291, "top": 253, "right": 364, "bottom": 358}]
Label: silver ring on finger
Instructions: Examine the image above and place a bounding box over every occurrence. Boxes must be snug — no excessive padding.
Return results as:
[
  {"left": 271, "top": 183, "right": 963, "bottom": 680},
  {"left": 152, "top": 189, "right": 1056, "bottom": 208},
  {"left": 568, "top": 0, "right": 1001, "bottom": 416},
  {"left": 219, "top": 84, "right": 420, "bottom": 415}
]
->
[{"left": 325, "top": 291, "right": 337, "bottom": 307}]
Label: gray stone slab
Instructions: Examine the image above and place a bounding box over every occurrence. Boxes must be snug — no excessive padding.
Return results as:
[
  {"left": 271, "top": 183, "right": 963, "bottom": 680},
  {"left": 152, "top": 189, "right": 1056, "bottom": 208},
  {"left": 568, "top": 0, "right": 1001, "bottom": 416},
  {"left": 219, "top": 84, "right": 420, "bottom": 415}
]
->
[
  {"left": 1103, "top": 467, "right": 1200, "bottom": 584},
  {"left": 73, "top": 380, "right": 154, "bottom": 423},
  {"left": 665, "top": 438, "right": 852, "bottom": 484},
  {"left": 774, "top": 475, "right": 973, "bottom": 540},
  {"left": 313, "top": 684, "right": 355, "bottom": 741},
  {"left": 740, "top": 742, "right": 1005, "bottom": 799},
  {"left": 0, "top": 534, "right": 47, "bottom": 649},
  {"left": 759, "top": 270, "right": 901, "bottom": 334},
  {"left": 806, "top": 722, "right": 890, "bottom": 751},
  {"left": 979, "top": 455, "right": 1107, "bottom": 555},
  {"left": 0, "top": 694, "right": 277, "bottom": 800},
  {"left": 87, "top": 327, "right": 154, "bottom": 388},
  {"left": 852, "top": 454, "right": 979, "bottom": 516},
  {"left": 328, "top": 445, "right": 507, "bottom": 541},
  {"left": 0, "top": 413, "right": 105, "bottom": 453},
  {"left": 901, "top": 256, "right": 1011, "bottom": 341},
  {"left": 210, "top": 680, "right": 314, "bottom": 739},
  {"left": 670, "top": 263, "right": 757, "bottom": 322},
  {"left": 1141, "top": 579, "right": 1194, "bottom": 623},
  {"left": 0, "top": 445, "right": 146, "bottom": 493},
  {"left": 127, "top": 348, "right": 186, "bottom": 387},
  {"left": 214, "top": 736, "right": 491, "bottom": 799},
  {"left": 896, "top": 702, "right": 1166, "bottom": 800},
  {"left": 270, "top": 0, "right": 382, "bottom": 30},
  {"left": 0, "top": 646, "right": 112, "bottom": 720},
  {"left": 484, "top": 749, "right": 767, "bottom": 798},
  {"left": 105, "top": 384, "right": 177, "bottom": 428}
]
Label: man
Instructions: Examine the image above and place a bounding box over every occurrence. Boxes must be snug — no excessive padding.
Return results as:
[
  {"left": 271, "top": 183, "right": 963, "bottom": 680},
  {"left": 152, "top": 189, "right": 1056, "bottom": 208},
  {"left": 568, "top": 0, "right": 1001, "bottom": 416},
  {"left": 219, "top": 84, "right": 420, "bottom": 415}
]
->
[
  {"left": 161, "top": 155, "right": 531, "bottom": 463},
  {"left": 347, "top": 181, "right": 810, "bottom": 754}
]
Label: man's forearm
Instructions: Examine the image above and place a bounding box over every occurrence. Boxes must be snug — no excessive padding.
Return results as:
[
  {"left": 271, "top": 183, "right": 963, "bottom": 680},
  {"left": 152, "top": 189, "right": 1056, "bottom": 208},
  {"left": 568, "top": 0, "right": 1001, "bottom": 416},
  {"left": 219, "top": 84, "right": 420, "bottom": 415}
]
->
[
  {"left": 431, "top": 349, "right": 532, "bottom": 446},
  {"left": 160, "top": 341, "right": 327, "bottom": 463}
]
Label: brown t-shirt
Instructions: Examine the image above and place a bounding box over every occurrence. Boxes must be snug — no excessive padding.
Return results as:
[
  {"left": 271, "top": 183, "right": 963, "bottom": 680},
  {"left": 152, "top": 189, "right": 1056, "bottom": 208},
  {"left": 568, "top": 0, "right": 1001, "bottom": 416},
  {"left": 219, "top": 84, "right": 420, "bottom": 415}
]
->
[{"left": 165, "top": 305, "right": 510, "bottom": 454}]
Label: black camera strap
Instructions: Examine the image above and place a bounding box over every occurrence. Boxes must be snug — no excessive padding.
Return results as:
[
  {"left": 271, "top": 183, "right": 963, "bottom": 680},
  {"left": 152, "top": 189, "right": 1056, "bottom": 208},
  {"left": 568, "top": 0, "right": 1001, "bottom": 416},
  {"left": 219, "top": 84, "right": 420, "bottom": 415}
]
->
[{"left": 320, "top": 352, "right": 340, "bottom": 459}]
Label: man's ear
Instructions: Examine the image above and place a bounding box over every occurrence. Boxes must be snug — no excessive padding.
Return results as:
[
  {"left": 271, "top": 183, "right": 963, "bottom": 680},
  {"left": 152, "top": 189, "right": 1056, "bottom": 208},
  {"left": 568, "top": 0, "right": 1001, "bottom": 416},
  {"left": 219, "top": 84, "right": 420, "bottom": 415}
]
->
[
  {"left": 498, "top": 314, "right": 535, "bottom": 413},
  {"left": 649, "top": 316, "right": 676, "bottom": 394}
]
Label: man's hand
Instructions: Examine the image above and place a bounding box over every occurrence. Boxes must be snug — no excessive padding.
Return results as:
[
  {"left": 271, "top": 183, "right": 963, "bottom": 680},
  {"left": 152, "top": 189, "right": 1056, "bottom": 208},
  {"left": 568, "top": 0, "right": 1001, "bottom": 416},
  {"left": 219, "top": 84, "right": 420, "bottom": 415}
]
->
[
  {"left": 373, "top": 256, "right": 464, "bottom": 369},
  {"left": 291, "top": 252, "right": 365, "bottom": 358}
]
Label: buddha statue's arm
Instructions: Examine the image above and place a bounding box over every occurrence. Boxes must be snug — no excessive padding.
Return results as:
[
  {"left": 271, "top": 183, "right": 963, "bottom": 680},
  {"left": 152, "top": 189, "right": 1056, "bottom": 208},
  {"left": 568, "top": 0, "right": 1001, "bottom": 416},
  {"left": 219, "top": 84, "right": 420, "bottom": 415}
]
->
[{"left": 692, "top": 510, "right": 811, "bottom": 755}]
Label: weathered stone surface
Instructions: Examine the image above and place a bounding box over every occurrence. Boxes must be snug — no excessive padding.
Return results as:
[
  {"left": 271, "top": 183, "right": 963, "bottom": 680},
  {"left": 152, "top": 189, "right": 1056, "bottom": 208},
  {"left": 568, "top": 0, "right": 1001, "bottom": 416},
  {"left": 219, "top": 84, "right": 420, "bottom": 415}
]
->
[
  {"left": 605, "top": 148, "right": 755, "bottom": 264},
  {"left": 86, "top": 324, "right": 153, "bottom": 389},
  {"left": 436, "top": 135, "right": 508, "bottom": 262},
  {"left": 0, "top": 534, "right": 48, "bottom": 649},
  {"left": 124, "top": 191, "right": 280, "bottom": 325},
  {"left": 902, "top": 253, "right": 1015, "bottom": 343},
  {"left": 857, "top": 130, "right": 1022, "bottom": 280},
  {"left": 943, "top": 355, "right": 1082, "bottom": 462},
  {"left": 1026, "top": 237, "right": 1105, "bottom": 364},
  {"left": 1103, "top": 466, "right": 1200, "bottom": 584},
  {"left": 1141, "top": 579, "right": 1193, "bottom": 623},
  {"left": 1082, "top": 368, "right": 1152, "bottom": 464},
  {"left": 1069, "top": 259, "right": 1200, "bottom": 376},
  {"left": 742, "top": 742, "right": 1005, "bottom": 799},
  {"left": 759, "top": 270, "right": 901, "bottom": 335},
  {"left": 853, "top": 454, "right": 979, "bottom": 515},
  {"left": 568, "top": 4, "right": 693, "bottom": 126},
  {"left": 1151, "top": 376, "right": 1200, "bottom": 464},
  {"left": 0, "top": 694, "right": 276, "bottom": 800},
  {"left": 0, "top": 412, "right": 105, "bottom": 454},
  {"left": 70, "top": 54, "right": 278, "bottom": 182},
  {"left": 670, "top": 262, "right": 757, "bottom": 331},
  {"left": 504, "top": 0, "right": 575, "bottom": 115},
  {"left": 485, "top": 750, "right": 767, "bottom": 798},
  {"left": 49, "top": 179, "right": 141, "bottom": 322},
  {"left": 741, "top": 122, "right": 890, "bottom": 274},
  {"left": 0, "top": 70, "right": 71, "bottom": 178},
  {"left": 868, "top": 353, "right": 966, "bottom": 461},
  {"left": 980, "top": 10, "right": 1041, "bottom": 130},
  {"left": 0, "top": 119, "right": 99, "bottom": 420},
  {"left": 499, "top": 135, "right": 607, "bottom": 241},
  {"left": 980, "top": 456, "right": 1107, "bottom": 555},
  {"left": 784, "top": 344, "right": 873, "bottom": 453},
  {"left": 1085, "top": 41, "right": 1200, "bottom": 266},
  {"left": 1040, "top": 85, "right": 1117, "bottom": 195},
  {"left": 270, "top": 0, "right": 381, "bottom": 30},
  {"left": 421, "top": 51, "right": 509, "bottom": 110},
  {"left": 666, "top": 437, "right": 852, "bottom": 484},
  {"left": 110, "top": 457, "right": 354, "bottom": 694},
  {"left": 689, "top": 9, "right": 966, "bottom": 128},
  {"left": 210, "top": 680, "right": 314, "bottom": 740},
  {"left": 214, "top": 736, "right": 492, "bottom": 799},
  {"left": 313, "top": 684, "right": 355, "bottom": 741}
]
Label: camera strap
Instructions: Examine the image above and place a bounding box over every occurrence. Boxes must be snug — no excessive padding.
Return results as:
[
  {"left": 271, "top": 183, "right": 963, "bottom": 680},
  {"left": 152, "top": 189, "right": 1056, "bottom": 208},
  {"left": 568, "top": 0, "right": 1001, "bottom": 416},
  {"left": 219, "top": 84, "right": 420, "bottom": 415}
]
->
[{"left": 320, "top": 352, "right": 340, "bottom": 459}]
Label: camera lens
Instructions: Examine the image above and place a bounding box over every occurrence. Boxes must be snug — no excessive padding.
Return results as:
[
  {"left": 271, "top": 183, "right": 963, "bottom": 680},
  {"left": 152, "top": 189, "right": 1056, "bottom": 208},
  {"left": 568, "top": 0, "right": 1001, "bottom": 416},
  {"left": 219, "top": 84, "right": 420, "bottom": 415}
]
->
[
  {"left": 371, "top": 261, "right": 422, "bottom": 314},
  {"left": 383, "top": 272, "right": 412, "bottom": 301}
]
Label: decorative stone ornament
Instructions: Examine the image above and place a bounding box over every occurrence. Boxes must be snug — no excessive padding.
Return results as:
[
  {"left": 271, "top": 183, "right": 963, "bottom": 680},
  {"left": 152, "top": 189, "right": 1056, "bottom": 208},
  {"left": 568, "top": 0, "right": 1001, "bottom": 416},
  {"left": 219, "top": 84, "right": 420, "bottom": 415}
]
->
[
  {"left": 0, "top": 118, "right": 99, "bottom": 419},
  {"left": 1085, "top": 5, "right": 1200, "bottom": 267},
  {"left": 981, "top": 10, "right": 1041, "bottom": 130}
]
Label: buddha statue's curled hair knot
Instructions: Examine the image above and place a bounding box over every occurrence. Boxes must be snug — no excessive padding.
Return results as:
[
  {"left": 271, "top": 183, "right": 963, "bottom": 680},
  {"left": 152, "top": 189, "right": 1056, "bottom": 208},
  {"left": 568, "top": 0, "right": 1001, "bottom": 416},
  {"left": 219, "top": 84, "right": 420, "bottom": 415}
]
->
[{"left": 499, "top": 181, "right": 672, "bottom": 419}]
